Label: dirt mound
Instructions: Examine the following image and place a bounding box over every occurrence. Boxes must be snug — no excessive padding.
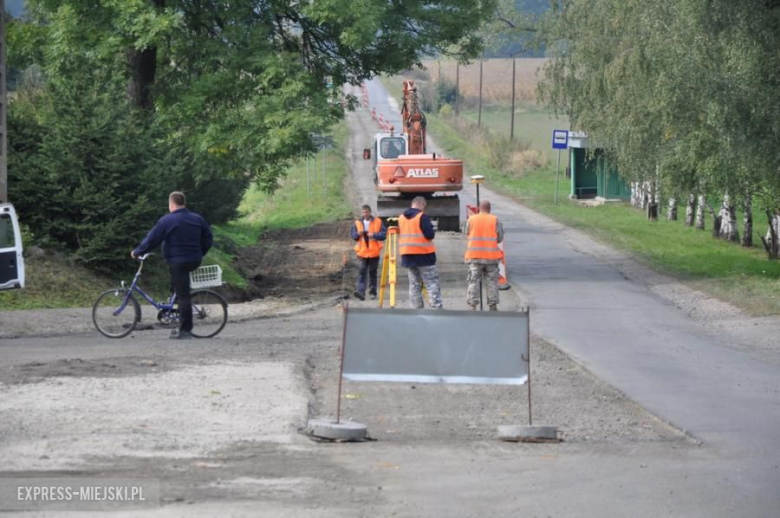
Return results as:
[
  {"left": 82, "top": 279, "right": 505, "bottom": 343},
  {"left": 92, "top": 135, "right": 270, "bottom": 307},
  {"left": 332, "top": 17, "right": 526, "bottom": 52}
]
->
[{"left": 231, "top": 221, "right": 357, "bottom": 304}]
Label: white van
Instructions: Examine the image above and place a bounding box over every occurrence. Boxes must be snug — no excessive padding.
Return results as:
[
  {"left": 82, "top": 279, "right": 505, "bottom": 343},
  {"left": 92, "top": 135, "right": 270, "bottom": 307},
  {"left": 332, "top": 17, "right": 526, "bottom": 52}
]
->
[{"left": 0, "top": 203, "right": 24, "bottom": 290}]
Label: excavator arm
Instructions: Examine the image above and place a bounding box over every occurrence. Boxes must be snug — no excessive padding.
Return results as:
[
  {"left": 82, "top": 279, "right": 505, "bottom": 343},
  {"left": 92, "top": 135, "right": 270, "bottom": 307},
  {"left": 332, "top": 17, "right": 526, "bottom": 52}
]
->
[{"left": 401, "top": 81, "right": 427, "bottom": 155}]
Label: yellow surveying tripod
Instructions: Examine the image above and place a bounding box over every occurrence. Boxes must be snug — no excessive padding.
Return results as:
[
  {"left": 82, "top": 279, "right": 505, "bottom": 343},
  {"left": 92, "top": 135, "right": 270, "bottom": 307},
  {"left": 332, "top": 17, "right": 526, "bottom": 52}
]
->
[
  {"left": 377, "top": 220, "right": 398, "bottom": 308},
  {"left": 378, "top": 218, "right": 428, "bottom": 308}
]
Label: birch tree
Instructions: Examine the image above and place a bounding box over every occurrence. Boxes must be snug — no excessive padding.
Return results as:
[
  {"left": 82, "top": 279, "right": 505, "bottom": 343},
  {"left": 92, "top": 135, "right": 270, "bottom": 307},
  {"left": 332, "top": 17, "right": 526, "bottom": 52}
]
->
[{"left": 540, "top": 0, "right": 780, "bottom": 257}]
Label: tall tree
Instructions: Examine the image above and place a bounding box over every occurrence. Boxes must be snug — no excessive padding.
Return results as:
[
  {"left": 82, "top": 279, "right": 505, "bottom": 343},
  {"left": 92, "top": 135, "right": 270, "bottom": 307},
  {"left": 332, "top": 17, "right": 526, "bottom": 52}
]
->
[
  {"left": 16, "top": 0, "right": 496, "bottom": 191},
  {"left": 7, "top": 0, "right": 496, "bottom": 269},
  {"left": 540, "top": 0, "right": 780, "bottom": 250}
]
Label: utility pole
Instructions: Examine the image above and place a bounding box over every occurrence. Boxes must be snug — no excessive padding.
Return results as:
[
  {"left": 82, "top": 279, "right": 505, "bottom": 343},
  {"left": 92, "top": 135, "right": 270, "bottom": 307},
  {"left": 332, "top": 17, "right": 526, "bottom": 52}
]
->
[
  {"left": 477, "top": 53, "right": 483, "bottom": 127},
  {"left": 510, "top": 55, "right": 516, "bottom": 140},
  {"left": 0, "top": 0, "right": 8, "bottom": 203},
  {"left": 454, "top": 62, "right": 460, "bottom": 116}
]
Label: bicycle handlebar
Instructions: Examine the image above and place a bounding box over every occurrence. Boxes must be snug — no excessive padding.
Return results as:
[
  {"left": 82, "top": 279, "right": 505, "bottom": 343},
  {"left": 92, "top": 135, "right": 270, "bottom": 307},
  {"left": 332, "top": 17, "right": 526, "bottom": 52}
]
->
[{"left": 138, "top": 253, "right": 154, "bottom": 261}]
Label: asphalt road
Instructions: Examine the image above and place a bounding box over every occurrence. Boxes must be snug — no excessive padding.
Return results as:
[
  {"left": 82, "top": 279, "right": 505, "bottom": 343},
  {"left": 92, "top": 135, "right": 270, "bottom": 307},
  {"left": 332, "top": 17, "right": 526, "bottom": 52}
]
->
[{"left": 363, "top": 77, "right": 780, "bottom": 515}]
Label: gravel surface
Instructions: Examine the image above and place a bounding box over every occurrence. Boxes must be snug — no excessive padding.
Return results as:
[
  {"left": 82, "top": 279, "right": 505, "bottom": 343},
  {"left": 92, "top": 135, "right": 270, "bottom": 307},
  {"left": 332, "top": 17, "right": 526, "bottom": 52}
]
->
[{"left": 0, "top": 362, "right": 308, "bottom": 471}]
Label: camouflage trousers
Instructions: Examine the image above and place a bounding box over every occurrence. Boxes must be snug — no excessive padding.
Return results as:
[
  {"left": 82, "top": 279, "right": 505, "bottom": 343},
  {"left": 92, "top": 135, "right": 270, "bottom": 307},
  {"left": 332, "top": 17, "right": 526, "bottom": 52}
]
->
[
  {"left": 466, "top": 261, "right": 500, "bottom": 307},
  {"left": 406, "top": 265, "right": 443, "bottom": 309}
]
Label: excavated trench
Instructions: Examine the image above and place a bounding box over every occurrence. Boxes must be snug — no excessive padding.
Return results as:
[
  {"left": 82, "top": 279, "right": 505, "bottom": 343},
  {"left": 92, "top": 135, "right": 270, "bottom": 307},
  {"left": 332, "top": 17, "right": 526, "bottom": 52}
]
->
[{"left": 224, "top": 221, "right": 357, "bottom": 304}]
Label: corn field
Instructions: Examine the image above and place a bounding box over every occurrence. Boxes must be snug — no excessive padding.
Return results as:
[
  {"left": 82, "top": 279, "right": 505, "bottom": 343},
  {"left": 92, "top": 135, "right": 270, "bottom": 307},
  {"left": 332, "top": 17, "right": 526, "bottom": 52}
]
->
[{"left": 421, "top": 58, "right": 547, "bottom": 104}]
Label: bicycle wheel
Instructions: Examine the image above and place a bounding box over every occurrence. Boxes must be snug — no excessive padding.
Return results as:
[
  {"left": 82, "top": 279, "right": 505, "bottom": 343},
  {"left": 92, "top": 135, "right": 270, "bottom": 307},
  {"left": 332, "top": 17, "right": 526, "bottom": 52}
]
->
[
  {"left": 190, "top": 290, "right": 228, "bottom": 338},
  {"left": 93, "top": 290, "right": 141, "bottom": 338}
]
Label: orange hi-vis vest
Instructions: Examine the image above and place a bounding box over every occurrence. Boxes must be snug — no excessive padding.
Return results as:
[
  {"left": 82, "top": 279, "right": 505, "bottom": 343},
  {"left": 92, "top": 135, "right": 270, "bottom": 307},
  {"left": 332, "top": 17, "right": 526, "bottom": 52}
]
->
[
  {"left": 354, "top": 218, "right": 384, "bottom": 258},
  {"left": 398, "top": 212, "right": 436, "bottom": 255},
  {"left": 465, "top": 213, "right": 502, "bottom": 260}
]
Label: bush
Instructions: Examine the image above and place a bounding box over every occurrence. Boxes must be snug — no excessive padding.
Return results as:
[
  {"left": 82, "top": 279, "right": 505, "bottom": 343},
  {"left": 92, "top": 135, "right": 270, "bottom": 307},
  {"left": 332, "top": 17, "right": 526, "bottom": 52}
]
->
[
  {"left": 417, "top": 81, "right": 440, "bottom": 112},
  {"left": 160, "top": 142, "right": 252, "bottom": 225},
  {"left": 8, "top": 77, "right": 169, "bottom": 272},
  {"left": 436, "top": 77, "right": 458, "bottom": 106},
  {"left": 176, "top": 171, "right": 251, "bottom": 225},
  {"left": 510, "top": 149, "right": 548, "bottom": 176},
  {"left": 438, "top": 103, "right": 454, "bottom": 117},
  {"left": 485, "top": 134, "right": 533, "bottom": 170},
  {"left": 434, "top": 113, "right": 539, "bottom": 173},
  {"left": 8, "top": 73, "right": 250, "bottom": 273},
  {"left": 401, "top": 75, "right": 459, "bottom": 116}
]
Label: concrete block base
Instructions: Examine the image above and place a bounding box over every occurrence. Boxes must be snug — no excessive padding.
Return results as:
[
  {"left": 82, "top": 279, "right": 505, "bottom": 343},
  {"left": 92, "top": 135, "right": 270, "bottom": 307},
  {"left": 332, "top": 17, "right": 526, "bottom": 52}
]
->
[
  {"left": 497, "top": 424, "right": 559, "bottom": 443},
  {"left": 306, "top": 418, "right": 368, "bottom": 441}
]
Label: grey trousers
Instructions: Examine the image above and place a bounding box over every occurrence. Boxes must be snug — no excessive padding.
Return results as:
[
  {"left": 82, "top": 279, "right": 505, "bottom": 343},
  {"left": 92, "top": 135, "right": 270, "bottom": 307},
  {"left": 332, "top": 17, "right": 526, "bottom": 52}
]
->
[
  {"left": 467, "top": 262, "right": 499, "bottom": 307},
  {"left": 406, "top": 265, "right": 443, "bottom": 309}
]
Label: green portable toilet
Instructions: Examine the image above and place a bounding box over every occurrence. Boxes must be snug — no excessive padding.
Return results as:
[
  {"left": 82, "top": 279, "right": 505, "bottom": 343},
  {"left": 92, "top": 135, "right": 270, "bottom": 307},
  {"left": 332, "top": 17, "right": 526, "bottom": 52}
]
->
[{"left": 569, "top": 133, "right": 630, "bottom": 200}]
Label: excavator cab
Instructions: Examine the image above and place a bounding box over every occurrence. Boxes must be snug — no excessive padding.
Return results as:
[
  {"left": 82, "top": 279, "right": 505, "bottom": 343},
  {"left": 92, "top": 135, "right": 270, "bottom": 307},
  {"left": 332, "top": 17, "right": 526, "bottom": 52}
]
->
[
  {"left": 379, "top": 137, "right": 407, "bottom": 159},
  {"left": 0, "top": 203, "right": 24, "bottom": 291}
]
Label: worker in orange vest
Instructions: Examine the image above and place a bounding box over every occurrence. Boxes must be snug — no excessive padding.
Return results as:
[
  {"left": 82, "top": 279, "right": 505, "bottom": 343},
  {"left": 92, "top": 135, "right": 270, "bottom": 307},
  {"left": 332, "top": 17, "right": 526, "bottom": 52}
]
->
[
  {"left": 399, "top": 196, "right": 443, "bottom": 309},
  {"left": 465, "top": 200, "right": 504, "bottom": 311},
  {"left": 351, "top": 204, "right": 387, "bottom": 300}
]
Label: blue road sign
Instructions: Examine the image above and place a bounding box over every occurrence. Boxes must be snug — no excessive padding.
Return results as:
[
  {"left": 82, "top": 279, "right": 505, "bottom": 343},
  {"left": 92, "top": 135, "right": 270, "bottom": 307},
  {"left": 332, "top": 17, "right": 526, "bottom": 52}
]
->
[{"left": 552, "top": 130, "right": 569, "bottom": 150}]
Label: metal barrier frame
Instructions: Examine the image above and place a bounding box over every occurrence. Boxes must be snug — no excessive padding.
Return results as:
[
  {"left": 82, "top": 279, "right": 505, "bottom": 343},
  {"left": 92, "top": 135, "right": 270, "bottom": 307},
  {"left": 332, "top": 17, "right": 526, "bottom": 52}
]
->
[{"left": 335, "top": 303, "right": 534, "bottom": 426}]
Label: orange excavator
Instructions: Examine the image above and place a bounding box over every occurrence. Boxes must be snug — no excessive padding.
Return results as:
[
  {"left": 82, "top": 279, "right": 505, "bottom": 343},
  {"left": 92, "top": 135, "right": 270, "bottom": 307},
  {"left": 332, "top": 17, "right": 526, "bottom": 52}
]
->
[{"left": 366, "top": 81, "right": 463, "bottom": 231}]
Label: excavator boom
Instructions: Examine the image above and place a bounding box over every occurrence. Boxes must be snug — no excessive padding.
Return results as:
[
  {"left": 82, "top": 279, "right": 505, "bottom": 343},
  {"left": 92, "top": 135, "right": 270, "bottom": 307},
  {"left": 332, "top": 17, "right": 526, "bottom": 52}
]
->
[{"left": 401, "top": 81, "right": 427, "bottom": 155}]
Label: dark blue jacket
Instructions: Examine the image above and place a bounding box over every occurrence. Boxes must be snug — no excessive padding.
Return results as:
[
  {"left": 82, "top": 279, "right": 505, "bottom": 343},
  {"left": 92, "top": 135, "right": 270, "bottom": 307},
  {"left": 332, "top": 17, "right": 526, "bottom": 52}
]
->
[
  {"left": 350, "top": 216, "right": 388, "bottom": 243},
  {"left": 400, "top": 208, "right": 437, "bottom": 267},
  {"left": 134, "top": 208, "right": 213, "bottom": 264}
]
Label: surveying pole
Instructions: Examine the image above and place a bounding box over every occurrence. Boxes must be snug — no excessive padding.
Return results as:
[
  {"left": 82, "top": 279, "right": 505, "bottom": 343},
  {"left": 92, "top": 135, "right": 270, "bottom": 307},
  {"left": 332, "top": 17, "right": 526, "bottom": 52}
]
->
[
  {"left": 470, "top": 175, "right": 485, "bottom": 310},
  {"left": 471, "top": 175, "right": 484, "bottom": 206},
  {"left": 0, "top": 0, "right": 8, "bottom": 203}
]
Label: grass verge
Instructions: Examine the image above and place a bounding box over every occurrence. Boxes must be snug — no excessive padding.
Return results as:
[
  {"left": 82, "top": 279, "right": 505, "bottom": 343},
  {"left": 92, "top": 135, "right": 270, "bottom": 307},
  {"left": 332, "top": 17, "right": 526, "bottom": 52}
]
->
[{"left": 0, "top": 253, "right": 114, "bottom": 310}]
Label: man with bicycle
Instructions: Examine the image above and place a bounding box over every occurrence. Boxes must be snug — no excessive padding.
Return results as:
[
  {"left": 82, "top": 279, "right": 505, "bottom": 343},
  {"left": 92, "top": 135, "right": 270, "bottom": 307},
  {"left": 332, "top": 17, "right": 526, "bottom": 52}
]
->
[{"left": 131, "top": 192, "right": 213, "bottom": 340}]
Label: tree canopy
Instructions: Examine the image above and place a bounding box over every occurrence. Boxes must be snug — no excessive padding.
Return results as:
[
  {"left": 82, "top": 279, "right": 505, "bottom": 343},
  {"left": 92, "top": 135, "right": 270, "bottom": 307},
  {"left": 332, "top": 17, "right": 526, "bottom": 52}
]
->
[
  {"left": 12, "top": 0, "right": 495, "bottom": 190},
  {"left": 7, "top": 0, "right": 495, "bottom": 270}
]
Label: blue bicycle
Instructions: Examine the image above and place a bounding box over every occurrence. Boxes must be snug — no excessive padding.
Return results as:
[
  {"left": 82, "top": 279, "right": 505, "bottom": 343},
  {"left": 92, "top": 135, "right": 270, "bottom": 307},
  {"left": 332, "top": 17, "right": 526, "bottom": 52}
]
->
[{"left": 92, "top": 253, "right": 228, "bottom": 339}]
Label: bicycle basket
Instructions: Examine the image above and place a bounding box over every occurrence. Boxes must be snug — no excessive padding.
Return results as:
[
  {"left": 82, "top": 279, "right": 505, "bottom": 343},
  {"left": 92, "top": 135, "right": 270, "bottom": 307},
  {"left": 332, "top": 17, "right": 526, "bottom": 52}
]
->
[{"left": 190, "top": 265, "right": 223, "bottom": 289}]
